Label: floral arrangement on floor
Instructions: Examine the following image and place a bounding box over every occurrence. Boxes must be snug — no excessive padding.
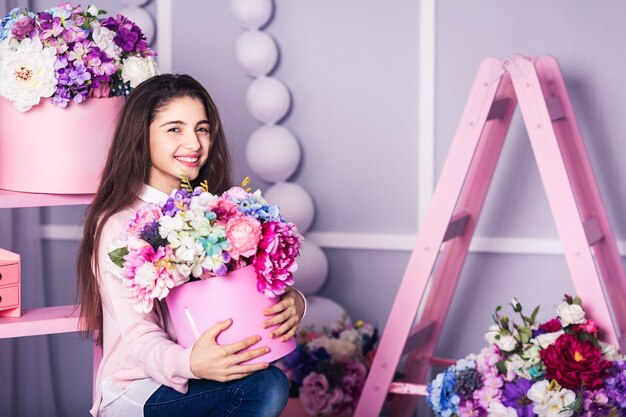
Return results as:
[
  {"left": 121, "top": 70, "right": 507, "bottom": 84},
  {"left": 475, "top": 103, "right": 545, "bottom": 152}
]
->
[
  {"left": 0, "top": 2, "right": 158, "bottom": 112},
  {"left": 107, "top": 177, "right": 303, "bottom": 313},
  {"left": 275, "top": 316, "right": 380, "bottom": 416},
  {"left": 427, "top": 295, "right": 626, "bottom": 417}
]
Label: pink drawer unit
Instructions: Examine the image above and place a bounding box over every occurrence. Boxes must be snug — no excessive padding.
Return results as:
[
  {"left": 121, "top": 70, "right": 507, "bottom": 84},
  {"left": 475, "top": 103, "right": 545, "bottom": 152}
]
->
[{"left": 0, "top": 248, "right": 20, "bottom": 317}]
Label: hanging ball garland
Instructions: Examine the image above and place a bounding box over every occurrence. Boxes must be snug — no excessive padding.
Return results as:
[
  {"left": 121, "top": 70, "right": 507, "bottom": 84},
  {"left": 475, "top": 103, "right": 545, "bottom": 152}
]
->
[
  {"left": 246, "top": 76, "right": 291, "bottom": 124},
  {"left": 265, "top": 182, "right": 315, "bottom": 234},
  {"left": 295, "top": 241, "right": 329, "bottom": 295},
  {"left": 230, "top": 0, "right": 273, "bottom": 29},
  {"left": 246, "top": 125, "right": 301, "bottom": 182},
  {"left": 300, "top": 296, "right": 348, "bottom": 329},
  {"left": 235, "top": 30, "right": 279, "bottom": 77},
  {"left": 119, "top": 6, "right": 155, "bottom": 45}
]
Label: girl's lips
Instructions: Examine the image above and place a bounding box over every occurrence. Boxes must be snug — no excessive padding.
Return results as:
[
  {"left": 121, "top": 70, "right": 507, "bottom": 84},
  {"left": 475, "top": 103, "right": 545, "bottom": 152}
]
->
[{"left": 174, "top": 155, "right": 201, "bottom": 167}]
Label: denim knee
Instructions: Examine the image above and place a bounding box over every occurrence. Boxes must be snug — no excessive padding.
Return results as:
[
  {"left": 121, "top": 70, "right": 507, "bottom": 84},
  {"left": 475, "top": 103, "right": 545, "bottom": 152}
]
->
[{"left": 245, "top": 366, "right": 290, "bottom": 416}]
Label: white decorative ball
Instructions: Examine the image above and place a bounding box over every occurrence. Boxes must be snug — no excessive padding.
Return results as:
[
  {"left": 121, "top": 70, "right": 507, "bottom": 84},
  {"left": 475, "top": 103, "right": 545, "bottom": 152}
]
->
[
  {"left": 264, "top": 182, "right": 315, "bottom": 233},
  {"left": 246, "top": 77, "right": 291, "bottom": 124},
  {"left": 235, "top": 30, "right": 278, "bottom": 77},
  {"left": 118, "top": 0, "right": 151, "bottom": 6},
  {"left": 299, "top": 296, "right": 347, "bottom": 330},
  {"left": 246, "top": 126, "right": 301, "bottom": 182},
  {"left": 230, "top": 0, "right": 273, "bottom": 29},
  {"left": 295, "top": 241, "right": 328, "bottom": 295},
  {"left": 119, "top": 6, "right": 155, "bottom": 45}
]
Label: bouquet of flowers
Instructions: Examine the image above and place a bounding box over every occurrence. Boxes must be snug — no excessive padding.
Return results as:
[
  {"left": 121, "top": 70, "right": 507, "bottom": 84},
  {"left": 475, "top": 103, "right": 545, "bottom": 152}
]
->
[
  {"left": 427, "top": 295, "right": 626, "bottom": 417},
  {"left": 107, "top": 177, "right": 303, "bottom": 314},
  {"left": 275, "top": 316, "right": 380, "bottom": 416},
  {"left": 0, "top": 2, "right": 157, "bottom": 112}
]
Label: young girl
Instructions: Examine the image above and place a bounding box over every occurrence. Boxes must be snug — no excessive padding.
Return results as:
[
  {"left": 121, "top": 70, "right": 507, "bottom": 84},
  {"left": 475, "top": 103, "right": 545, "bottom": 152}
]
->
[{"left": 77, "top": 74, "right": 306, "bottom": 417}]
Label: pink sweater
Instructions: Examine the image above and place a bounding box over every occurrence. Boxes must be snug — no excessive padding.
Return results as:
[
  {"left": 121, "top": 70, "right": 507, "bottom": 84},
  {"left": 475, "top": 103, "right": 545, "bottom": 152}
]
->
[{"left": 90, "top": 197, "right": 198, "bottom": 417}]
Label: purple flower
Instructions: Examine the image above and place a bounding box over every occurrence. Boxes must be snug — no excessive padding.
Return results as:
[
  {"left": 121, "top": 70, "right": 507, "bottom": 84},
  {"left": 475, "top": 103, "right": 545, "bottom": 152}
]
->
[
  {"left": 11, "top": 16, "right": 35, "bottom": 40},
  {"left": 162, "top": 189, "right": 192, "bottom": 216},
  {"left": 337, "top": 360, "right": 367, "bottom": 415},
  {"left": 606, "top": 361, "right": 626, "bottom": 407},
  {"left": 502, "top": 378, "right": 535, "bottom": 417},
  {"left": 39, "top": 14, "right": 63, "bottom": 39},
  {"left": 51, "top": 87, "right": 71, "bottom": 108},
  {"left": 61, "top": 23, "right": 88, "bottom": 43},
  {"left": 67, "top": 40, "right": 92, "bottom": 66},
  {"left": 68, "top": 64, "right": 91, "bottom": 86},
  {"left": 300, "top": 373, "right": 344, "bottom": 416},
  {"left": 581, "top": 389, "right": 619, "bottom": 417}
]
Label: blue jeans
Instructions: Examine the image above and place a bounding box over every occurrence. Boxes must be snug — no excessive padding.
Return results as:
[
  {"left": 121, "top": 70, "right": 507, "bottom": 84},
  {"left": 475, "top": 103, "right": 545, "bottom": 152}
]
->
[{"left": 143, "top": 366, "right": 289, "bottom": 417}]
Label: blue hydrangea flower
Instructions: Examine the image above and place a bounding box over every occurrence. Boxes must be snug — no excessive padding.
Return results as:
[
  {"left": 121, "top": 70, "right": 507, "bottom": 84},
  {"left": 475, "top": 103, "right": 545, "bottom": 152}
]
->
[{"left": 427, "top": 368, "right": 460, "bottom": 417}]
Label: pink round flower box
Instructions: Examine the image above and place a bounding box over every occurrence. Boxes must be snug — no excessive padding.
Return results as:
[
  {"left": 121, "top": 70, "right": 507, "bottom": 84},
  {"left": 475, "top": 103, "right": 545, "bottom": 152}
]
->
[
  {"left": 0, "top": 97, "right": 124, "bottom": 194},
  {"left": 166, "top": 265, "right": 296, "bottom": 364}
]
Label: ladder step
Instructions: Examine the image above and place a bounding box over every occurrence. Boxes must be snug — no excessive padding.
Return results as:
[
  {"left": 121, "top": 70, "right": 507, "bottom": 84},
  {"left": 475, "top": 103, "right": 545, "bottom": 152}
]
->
[
  {"left": 546, "top": 96, "right": 566, "bottom": 121},
  {"left": 443, "top": 212, "right": 471, "bottom": 242},
  {"left": 389, "top": 382, "right": 428, "bottom": 397},
  {"left": 402, "top": 320, "right": 436, "bottom": 355},
  {"left": 486, "top": 98, "right": 510, "bottom": 120},
  {"left": 583, "top": 217, "right": 604, "bottom": 246}
]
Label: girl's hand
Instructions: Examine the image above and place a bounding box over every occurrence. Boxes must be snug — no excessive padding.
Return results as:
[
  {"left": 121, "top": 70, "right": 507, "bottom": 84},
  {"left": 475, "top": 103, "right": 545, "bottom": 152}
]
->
[
  {"left": 189, "top": 318, "right": 270, "bottom": 382},
  {"left": 263, "top": 289, "right": 306, "bottom": 342}
]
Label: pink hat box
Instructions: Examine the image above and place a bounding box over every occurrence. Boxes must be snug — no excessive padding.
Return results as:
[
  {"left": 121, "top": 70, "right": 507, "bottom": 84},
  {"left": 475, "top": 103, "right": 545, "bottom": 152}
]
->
[
  {"left": 0, "top": 96, "right": 124, "bottom": 194},
  {"left": 166, "top": 265, "right": 296, "bottom": 364}
]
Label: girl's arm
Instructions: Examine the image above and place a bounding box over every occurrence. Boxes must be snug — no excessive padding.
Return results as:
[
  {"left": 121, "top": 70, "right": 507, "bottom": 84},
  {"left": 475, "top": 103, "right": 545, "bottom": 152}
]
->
[{"left": 98, "top": 217, "right": 197, "bottom": 393}]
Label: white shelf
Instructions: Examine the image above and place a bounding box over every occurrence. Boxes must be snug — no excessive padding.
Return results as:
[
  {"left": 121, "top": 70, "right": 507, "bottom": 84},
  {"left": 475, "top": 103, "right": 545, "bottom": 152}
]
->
[
  {"left": 0, "top": 189, "right": 93, "bottom": 209},
  {"left": 0, "top": 305, "right": 80, "bottom": 338}
]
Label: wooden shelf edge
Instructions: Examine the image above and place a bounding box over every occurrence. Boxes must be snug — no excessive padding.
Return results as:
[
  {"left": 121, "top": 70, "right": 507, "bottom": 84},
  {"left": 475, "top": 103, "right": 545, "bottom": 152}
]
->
[
  {"left": 0, "top": 189, "right": 93, "bottom": 208},
  {"left": 0, "top": 305, "right": 82, "bottom": 338}
]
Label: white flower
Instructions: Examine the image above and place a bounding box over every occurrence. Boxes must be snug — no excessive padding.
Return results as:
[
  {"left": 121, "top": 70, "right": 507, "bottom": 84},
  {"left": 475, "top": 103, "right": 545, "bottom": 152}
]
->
[
  {"left": 600, "top": 341, "right": 620, "bottom": 361},
  {"left": 534, "top": 330, "right": 564, "bottom": 349},
  {"left": 487, "top": 401, "right": 517, "bottom": 417},
  {"left": 0, "top": 37, "right": 19, "bottom": 61},
  {"left": 495, "top": 333, "right": 517, "bottom": 352},
  {"left": 485, "top": 324, "right": 501, "bottom": 345},
  {"left": 0, "top": 37, "right": 57, "bottom": 112},
  {"left": 92, "top": 26, "right": 122, "bottom": 61},
  {"left": 511, "top": 298, "right": 521, "bottom": 310},
  {"left": 189, "top": 192, "right": 218, "bottom": 211},
  {"left": 556, "top": 302, "right": 586, "bottom": 326},
  {"left": 527, "top": 380, "right": 576, "bottom": 417},
  {"left": 339, "top": 329, "right": 360, "bottom": 343},
  {"left": 159, "top": 215, "right": 185, "bottom": 242},
  {"left": 325, "top": 339, "right": 355, "bottom": 363},
  {"left": 87, "top": 5, "right": 100, "bottom": 16},
  {"left": 527, "top": 380, "right": 550, "bottom": 408},
  {"left": 121, "top": 55, "right": 159, "bottom": 88},
  {"left": 545, "top": 389, "right": 576, "bottom": 417},
  {"left": 307, "top": 336, "right": 329, "bottom": 350}
]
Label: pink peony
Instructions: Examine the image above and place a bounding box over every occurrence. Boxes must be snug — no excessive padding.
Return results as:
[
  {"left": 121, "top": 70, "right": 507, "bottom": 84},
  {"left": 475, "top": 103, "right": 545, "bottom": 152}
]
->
[
  {"left": 209, "top": 198, "right": 241, "bottom": 224},
  {"left": 300, "top": 373, "right": 344, "bottom": 416},
  {"left": 253, "top": 221, "right": 303, "bottom": 297},
  {"left": 88, "top": 83, "right": 111, "bottom": 98},
  {"left": 225, "top": 216, "right": 262, "bottom": 259},
  {"left": 127, "top": 204, "right": 162, "bottom": 234},
  {"left": 121, "top": 243, "right": 185, "bottom": 313},
  {"left": 11, "top": 16, "right": 36, "bottom": 40},
  {"left": 337, "top": 359, "right": 367, "bottom": 415}
]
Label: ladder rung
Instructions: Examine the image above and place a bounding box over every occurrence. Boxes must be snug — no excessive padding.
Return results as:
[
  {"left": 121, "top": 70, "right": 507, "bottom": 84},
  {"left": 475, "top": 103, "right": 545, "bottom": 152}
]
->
[
  {"left": 546, "top": 96, "right": 566, "bottom": 121},
  {"left": 583, "top": 217, "right": 604, "bottom": 246},
  {"left": 429, "top": 356, "right": 457, "bottom": 367},
  {"left": 486, "top": 98, "right": 510, "bottom": 120},
  {"left": 402, "top": 320, "right": 436, "bottom": 355},
  {"left": 389, "top": 382, "right": 428, "bottom": 397},
  {"left": 443, "top": 212, "right": 471, "bottom": 242}
]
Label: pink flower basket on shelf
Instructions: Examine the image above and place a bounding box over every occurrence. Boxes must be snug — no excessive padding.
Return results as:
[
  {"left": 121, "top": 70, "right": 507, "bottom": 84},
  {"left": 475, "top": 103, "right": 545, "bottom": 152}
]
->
[
  {"left": 166, "top": 265, "right": 296, "bottom": 364},
  {"left": 0, "top": 96, "right": 123, "bottom": 194}
]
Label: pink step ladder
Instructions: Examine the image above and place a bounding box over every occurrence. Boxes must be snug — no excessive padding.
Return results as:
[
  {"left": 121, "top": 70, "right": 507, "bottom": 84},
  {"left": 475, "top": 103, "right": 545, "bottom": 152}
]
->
[{"left": 354, "top": 55, "right": 626, "bottom": 417}]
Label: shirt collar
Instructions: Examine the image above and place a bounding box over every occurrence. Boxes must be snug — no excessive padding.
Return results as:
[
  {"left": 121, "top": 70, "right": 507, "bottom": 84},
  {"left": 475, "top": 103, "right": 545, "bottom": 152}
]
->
[{"left": 138, "top": 184, "right": 169, "bottom": 204}]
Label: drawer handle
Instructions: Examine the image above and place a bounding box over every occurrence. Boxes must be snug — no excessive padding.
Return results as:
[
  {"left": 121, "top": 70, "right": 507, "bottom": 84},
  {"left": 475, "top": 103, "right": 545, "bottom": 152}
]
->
[
  {"left": 0, "top": 272, "right": 2, "bottom": 280},
  {"left": 0, "top": 295, "right": 3, "bottom": 303}
]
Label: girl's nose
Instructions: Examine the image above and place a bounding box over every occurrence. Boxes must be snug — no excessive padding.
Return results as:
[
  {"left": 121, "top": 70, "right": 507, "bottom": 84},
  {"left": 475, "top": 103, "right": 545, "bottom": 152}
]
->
[{"left": 183, "top": 131, "right": 202, "bottom": 151}]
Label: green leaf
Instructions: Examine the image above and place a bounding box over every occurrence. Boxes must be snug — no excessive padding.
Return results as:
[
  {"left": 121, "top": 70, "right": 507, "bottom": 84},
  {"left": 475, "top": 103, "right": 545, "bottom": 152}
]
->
[
  {"left": 530, "top": 305, "right": 540, "bottom": 323},
  {"left": 518, "top": 326, "right": 532, "bottom": 344},
  {"left": 108, "top": 247, "right": 129, "bottom": 268},
  {"left": 496, "top": 359, "right": 507, "bottom": 375}
]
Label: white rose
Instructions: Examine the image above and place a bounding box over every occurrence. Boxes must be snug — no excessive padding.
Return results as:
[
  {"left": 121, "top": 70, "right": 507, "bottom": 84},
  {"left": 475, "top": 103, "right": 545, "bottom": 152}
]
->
[
  {"left": 121, "top": 55, "right": 159, "bottom": 88},
  {"left": 87, "top": 5, "right": 99, "bottom": 16},
  {"left": 534, "top": 330, "right": 564, "bottom": 349},
  {"left": 556, "top": 302, "right": 586, "bottom": 326},
  {"left": 92, "top": 26, "right": 122, "bottom": 61},
  {"left": 324, "top": 339, "right": 356, "bottom": 363},
  {"left": 485, "top": 324, "right": 500, "bottom": 345},
  {"left": 487, "top": 401, "right": 517, "bottom": 417},
  {"left": 0, "top": 37, "right": 57, "bottom": 112},
  {"left": 495, "top": 333, "right": 517, "bottom": 352}
]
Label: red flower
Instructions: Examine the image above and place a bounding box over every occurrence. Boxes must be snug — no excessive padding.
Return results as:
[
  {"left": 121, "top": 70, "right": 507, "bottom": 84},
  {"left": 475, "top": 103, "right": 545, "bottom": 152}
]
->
[
  {"left": 539, "top": 318, "right": 562, "bottom": 332},
  {"left": 540, "top": 333, "right": 610, "bottom": 390}
]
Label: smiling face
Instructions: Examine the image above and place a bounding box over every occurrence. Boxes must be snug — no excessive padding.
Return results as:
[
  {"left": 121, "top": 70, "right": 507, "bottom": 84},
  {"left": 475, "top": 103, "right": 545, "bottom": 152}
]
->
[{"left": 148, "top": 96, "right": 211, "bottom": 193}]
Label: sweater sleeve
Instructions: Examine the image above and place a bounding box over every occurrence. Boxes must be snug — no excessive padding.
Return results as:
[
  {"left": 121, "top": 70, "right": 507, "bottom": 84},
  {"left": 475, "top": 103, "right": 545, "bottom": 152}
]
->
[{"left": 97, "top": 214, "right": 199, "bottom": 393}]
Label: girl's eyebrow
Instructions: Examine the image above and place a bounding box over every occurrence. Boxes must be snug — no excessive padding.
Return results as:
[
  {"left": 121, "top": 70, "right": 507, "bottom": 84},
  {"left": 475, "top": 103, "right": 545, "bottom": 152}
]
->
[{"left": 159, "top": 120, "right": 210, "bottom": 128}]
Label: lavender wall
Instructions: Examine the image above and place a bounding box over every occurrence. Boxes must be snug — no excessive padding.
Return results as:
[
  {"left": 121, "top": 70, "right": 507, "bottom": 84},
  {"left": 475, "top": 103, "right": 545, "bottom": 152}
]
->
[{"left": 31, "top": 1, "right": 626, "bottom": 416}]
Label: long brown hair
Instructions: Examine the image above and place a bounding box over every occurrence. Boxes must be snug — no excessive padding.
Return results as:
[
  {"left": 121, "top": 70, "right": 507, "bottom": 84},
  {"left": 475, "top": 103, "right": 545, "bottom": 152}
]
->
[{"left": 77, "top": 74, "right": 232, "bottom": 345}]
